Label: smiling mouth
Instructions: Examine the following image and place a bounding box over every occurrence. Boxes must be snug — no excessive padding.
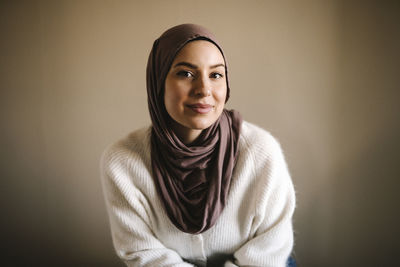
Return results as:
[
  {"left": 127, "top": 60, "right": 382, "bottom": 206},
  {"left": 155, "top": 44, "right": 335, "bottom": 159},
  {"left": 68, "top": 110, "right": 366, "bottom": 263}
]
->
[{"left": 187, "top": 103, "right": 214, "bottom": 114}]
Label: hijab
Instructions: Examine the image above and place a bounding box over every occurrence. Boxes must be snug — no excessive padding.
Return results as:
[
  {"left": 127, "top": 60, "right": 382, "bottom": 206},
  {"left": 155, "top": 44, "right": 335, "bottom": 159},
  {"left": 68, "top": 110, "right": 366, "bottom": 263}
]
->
[{"left": 146, "top": 23, "right": 242, "bottom": 234}]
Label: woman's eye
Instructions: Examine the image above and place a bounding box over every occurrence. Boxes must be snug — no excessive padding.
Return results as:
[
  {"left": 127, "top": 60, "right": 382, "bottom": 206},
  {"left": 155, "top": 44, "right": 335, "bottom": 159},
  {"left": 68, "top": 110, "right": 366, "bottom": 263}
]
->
[
  {"left": 211, "top": 72, "right": 223, "bottom": 79},
  {"left": 177, "top": 71, "right": 193, "bottom": 78}
]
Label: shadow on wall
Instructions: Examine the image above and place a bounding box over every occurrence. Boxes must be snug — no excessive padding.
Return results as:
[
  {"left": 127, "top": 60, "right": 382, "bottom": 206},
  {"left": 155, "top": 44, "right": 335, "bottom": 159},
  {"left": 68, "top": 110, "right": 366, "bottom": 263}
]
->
[
  {"left": 329, "top": 1, "right": 400, "bottom": 265},
  {"left": 331, "top": 128, "right": 400, "bottom": 266}
]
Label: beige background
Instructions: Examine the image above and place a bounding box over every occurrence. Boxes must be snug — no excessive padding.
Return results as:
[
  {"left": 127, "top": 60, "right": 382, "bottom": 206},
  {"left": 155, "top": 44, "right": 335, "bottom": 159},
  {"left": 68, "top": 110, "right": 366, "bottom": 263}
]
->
[{"left": 1, "top": 0, "right": 399, "bottom": 266}]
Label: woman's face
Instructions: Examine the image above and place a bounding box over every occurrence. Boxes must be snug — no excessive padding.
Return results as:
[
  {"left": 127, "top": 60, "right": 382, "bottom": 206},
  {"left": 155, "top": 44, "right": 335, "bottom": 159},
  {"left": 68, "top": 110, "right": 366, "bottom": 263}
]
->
[{"left": 164, "top": 40, "right": 227, "bottom": 143}]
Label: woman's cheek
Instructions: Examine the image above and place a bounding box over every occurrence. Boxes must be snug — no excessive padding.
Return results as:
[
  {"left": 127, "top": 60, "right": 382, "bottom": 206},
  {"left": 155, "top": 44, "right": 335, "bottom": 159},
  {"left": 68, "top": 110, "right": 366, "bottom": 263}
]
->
[{"left": 216, "top": 86, "right": 228, "bottom": 104}]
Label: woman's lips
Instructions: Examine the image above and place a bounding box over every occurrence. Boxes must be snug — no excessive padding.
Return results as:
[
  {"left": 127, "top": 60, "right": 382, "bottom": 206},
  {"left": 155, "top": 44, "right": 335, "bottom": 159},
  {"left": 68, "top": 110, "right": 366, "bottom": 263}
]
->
[{"left": 187, "top": 103, "right": 213, "bottom": 114}]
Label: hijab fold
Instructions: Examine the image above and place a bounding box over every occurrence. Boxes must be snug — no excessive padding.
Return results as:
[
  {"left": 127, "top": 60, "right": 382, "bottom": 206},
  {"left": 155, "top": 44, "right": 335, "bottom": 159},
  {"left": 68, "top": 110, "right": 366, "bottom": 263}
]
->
[{"left": 146, "top": 24, "right": 242, "bottom": 234}]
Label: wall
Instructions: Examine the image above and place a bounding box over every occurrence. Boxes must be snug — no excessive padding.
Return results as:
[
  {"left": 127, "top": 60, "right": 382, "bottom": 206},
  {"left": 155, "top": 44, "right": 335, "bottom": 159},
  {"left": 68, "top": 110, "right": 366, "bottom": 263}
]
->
[{"left": 1, "top": 0, "right": 399, "bottom": 266}]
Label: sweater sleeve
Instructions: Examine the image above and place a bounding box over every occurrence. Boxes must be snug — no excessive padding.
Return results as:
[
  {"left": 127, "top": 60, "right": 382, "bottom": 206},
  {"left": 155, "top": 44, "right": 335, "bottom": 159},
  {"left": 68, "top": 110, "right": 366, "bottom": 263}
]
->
[
  {"left": 225, "top": 133, "right": 296, "bottom": 267},
  {"left": 100, "top": 146, "right": 194, "bottom": 267}
]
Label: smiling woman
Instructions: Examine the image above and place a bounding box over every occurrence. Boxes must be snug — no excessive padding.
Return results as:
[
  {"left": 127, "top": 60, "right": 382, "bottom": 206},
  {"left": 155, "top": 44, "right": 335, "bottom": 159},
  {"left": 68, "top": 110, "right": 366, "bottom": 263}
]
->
[
  {"left": 164, "top": 40, "right": 227, "bottom": 144},
  {"left": 100, "top": 24, "right": 296, "bottom": 267}
]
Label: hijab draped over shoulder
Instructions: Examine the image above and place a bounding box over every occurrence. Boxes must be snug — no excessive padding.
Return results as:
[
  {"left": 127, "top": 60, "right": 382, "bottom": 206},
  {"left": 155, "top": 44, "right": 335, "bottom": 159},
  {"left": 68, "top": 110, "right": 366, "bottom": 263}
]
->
[{"left": 146, "top": 24, "right": 242, "bottom": 234}]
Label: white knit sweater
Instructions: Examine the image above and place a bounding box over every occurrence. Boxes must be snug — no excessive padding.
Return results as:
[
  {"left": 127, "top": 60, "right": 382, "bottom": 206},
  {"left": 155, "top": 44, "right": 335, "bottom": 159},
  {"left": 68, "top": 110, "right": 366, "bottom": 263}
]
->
[{"left": 100, "top": 121, "right": 295, "bottom": 267}]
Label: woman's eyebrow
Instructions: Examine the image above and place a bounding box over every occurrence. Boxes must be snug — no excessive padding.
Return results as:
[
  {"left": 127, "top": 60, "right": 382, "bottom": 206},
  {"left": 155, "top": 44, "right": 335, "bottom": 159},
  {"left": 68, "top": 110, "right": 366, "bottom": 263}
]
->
[
  {"left": 173, "top": 62, "right": 225, "bottom": 69},
  {"left": 210, "top": 63, "right": 225, "bottom": 69},
  {"left": 174, "top": 62, "right": 197, "bottom": 69}
]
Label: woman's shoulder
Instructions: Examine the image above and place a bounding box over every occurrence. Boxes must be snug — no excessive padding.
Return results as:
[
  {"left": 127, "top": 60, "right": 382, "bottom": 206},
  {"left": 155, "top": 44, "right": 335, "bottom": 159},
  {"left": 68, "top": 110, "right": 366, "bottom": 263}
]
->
[
  {"left": 235, "top": 122, "right": 293, "bottom": 200},
  {"left": 100, "top": 126, "right": 157, "bottom": 204},
  {"left": 101, "top": 125, "right": 152, "bottom": 168},
  {"left": 239, "top": 121, "right": 283, "bottom": 157}
]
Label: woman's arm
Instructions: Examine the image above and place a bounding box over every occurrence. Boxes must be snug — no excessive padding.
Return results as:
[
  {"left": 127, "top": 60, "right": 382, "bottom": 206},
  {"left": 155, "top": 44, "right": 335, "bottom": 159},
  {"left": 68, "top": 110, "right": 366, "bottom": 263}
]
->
[
  {"left": 225, "top": 134, "right": 295, "bottom": 267},
  {"left": 100, "top": 148, "right": 194, "bottom": 267}
]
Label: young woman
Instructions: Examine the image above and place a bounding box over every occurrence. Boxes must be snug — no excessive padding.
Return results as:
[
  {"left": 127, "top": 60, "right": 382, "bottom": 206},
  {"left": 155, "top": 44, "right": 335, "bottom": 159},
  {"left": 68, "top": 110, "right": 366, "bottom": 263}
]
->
[{"left": 101, "top": 24, "right": 295, "bottom": 267}]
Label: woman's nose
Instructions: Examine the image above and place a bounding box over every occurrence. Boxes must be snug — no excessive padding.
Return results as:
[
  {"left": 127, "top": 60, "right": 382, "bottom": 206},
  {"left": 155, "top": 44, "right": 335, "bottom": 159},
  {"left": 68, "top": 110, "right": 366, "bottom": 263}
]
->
[{"left": 192, "top": 76, "right": 211, "bottom": 97}]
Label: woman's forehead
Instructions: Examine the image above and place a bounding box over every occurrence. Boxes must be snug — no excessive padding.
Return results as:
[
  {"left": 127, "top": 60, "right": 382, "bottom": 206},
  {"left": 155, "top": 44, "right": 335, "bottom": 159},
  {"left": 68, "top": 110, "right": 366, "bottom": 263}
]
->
[{"left": 172, "top": 40, "right": 225, "bottom": 65}]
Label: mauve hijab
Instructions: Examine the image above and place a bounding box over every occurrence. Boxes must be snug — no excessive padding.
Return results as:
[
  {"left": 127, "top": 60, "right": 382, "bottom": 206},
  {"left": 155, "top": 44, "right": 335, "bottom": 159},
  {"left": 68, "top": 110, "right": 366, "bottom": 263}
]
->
[{"left": 146, "top": 24, "right": 242, "bottom": 234}]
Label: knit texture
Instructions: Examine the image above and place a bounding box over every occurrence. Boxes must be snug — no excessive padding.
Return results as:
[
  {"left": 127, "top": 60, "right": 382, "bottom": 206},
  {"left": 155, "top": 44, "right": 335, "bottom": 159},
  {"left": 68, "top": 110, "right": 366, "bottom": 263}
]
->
[{"left": 100, "top": 121, "right": 295, "bottom": 267}]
